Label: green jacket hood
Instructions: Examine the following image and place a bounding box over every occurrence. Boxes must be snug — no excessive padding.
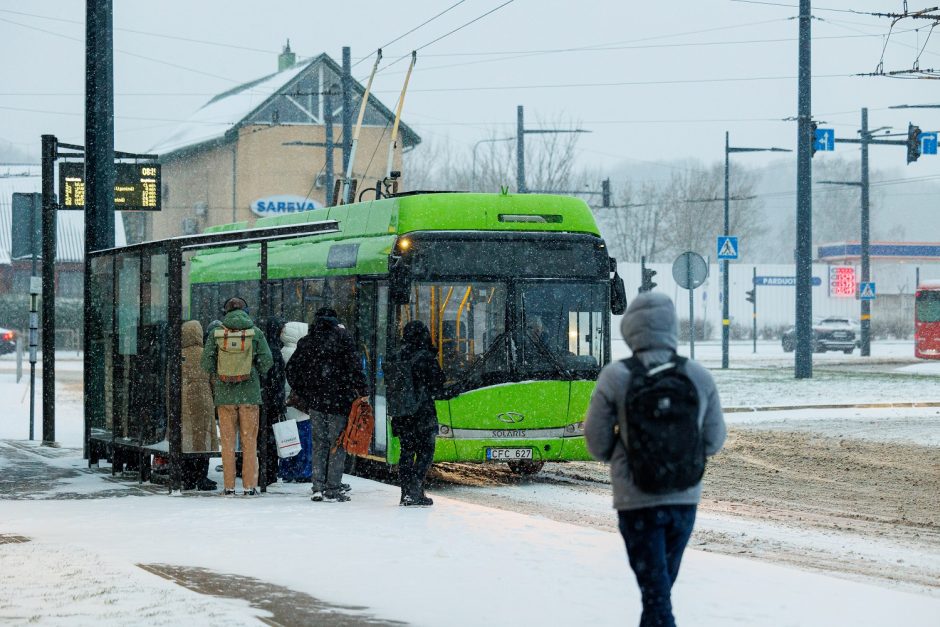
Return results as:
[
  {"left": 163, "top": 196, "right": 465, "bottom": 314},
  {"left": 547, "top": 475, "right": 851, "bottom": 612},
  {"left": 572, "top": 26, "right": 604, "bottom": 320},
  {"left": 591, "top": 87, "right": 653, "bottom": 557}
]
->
[{"left": 221, "top": 309, "right": 254, "bottom": 330}]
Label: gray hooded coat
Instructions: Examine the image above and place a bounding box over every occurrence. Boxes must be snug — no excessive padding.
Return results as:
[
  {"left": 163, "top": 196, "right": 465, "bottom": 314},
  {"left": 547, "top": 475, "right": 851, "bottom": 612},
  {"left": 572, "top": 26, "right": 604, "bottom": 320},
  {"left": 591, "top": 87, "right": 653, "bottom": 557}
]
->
[{"left": 584, "top": 292, "right": 726, "bottom": 511}]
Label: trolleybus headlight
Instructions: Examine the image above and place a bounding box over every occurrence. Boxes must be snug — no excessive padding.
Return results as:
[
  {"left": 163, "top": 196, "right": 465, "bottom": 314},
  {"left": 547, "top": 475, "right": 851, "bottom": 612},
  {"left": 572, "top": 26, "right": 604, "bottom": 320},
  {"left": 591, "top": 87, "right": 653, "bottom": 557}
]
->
[
  {"left": 438, "top": 424, "right": 453, "bottom": 437},
  {"left": 564, "top": 421, "right": 584, "bottom": 436}
]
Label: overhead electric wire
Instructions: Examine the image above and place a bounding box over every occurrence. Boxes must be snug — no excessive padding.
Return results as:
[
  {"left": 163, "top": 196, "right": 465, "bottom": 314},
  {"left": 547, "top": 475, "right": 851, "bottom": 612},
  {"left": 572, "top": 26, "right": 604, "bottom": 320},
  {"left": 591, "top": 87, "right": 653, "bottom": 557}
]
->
[
  {"left": 0, "top": 7, "right": 279, "bottom": 54},
  {"left": 351, "top": 0, "right": 467, "bottom": 68}
]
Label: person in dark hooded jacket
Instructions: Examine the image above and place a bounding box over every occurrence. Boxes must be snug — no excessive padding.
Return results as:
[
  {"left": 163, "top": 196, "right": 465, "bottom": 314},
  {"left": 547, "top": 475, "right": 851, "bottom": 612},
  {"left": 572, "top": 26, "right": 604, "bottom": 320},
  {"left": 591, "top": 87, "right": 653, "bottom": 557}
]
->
[
  {"left": 392, "top": 320, "right": 445, "bottom": 506},
  {"left": 259, "top": 316, "right": 286, "bottom": 488},
  {"left": 285, "top": 307, "right": 365, "bottom": 502}
]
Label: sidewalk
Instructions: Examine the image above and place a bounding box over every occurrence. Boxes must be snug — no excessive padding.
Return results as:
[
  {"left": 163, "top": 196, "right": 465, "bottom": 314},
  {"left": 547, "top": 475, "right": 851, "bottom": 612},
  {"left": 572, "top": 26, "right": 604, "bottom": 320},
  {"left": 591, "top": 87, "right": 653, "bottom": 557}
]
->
[{"left": 1, "top": 440, "right": 938, "bottom": 626}]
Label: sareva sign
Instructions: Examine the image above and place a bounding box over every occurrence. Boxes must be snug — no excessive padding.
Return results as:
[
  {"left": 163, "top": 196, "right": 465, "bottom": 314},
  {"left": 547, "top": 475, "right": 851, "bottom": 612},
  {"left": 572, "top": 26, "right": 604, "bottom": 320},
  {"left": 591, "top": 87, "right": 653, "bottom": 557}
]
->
[{"left": 250, "top": 195, "right": 320, "bottom": 217}]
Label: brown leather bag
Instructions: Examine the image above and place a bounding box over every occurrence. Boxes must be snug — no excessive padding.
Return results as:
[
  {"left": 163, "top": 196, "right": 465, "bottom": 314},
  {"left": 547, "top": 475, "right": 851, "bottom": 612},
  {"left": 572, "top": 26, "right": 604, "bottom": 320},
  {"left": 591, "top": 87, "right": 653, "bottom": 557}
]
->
[{"left": 335, "top": 397, "right": 374, "bottom": 456}]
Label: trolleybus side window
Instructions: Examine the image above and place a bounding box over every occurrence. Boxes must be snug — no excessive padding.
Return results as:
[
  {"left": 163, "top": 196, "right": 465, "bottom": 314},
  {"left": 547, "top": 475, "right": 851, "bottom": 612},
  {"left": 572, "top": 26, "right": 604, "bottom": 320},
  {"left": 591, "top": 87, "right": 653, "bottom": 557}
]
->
[{"left": 283, "top": 279, "right": 303, "bottom": 321}]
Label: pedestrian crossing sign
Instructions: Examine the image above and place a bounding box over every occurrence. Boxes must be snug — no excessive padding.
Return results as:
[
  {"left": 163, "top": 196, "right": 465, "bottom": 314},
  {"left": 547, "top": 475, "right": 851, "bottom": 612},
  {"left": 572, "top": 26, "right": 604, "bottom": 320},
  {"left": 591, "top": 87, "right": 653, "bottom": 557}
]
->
[
  {"left": 717, "top": 236, "right": 739, "bottom": 260},
  {"left": 859, "top": 282, "right": 876, "bottom": 300}
]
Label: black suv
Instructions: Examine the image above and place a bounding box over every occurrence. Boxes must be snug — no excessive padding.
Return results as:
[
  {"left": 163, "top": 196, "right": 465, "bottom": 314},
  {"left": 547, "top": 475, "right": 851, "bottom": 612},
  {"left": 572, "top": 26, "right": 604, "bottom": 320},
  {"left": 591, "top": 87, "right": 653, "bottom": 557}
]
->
[{"left": 781, "top": 317, "right": 857, "bottom": 354}]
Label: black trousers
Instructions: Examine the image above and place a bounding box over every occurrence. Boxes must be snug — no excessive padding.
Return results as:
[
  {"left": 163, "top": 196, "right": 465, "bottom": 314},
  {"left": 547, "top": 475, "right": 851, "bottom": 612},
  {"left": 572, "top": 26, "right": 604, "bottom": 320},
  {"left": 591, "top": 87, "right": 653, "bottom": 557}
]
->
[
  {"left": 398, "top": 425, "right": 437, "bottom": 497},
  {"left": 180, "top": 457, "right": 209, "bottom": 489}
]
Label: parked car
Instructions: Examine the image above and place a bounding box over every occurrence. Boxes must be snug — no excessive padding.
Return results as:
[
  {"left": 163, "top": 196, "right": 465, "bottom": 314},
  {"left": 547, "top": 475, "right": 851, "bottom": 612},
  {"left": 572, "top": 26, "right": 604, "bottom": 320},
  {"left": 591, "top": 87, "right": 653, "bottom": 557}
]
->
[
  {"left": 0, "top": 328, "right": 16, "bottom": 355},
  {"left": 781, "top": 317, "right": 858, "bottom": 354}
]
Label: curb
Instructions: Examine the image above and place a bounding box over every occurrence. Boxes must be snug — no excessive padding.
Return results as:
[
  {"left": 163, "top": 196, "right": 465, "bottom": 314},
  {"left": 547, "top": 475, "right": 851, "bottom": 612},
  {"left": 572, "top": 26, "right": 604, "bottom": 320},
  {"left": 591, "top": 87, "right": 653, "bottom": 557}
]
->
[{"left": 724, "top": 401, "right": 940, "bottom": 413}]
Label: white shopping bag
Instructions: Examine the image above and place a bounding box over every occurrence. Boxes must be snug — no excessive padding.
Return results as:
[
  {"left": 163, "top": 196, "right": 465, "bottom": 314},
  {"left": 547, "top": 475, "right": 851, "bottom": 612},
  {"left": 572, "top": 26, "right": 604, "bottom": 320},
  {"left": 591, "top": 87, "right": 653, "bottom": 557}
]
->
[{"left": 272, "top": 419, "right": 302, "bottom": 459}]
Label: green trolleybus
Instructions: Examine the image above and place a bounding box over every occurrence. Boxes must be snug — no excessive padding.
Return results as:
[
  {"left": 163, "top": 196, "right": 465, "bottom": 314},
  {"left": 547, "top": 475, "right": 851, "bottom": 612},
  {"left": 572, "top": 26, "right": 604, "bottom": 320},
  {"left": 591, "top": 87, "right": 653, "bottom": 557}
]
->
[{"left": 188, "top": 192, "right": 626, "bottom": 474}]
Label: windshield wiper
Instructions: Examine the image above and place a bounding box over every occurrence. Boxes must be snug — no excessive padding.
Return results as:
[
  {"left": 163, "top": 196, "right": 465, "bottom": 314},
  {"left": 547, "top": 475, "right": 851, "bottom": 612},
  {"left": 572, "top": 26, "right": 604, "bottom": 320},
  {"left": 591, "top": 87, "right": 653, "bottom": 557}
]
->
[
  {"left": 523, "top": 328, "right": 573, "bottom": 380},
  {"left": 443, "top": 330, "right": 512, "bottom": 397}
]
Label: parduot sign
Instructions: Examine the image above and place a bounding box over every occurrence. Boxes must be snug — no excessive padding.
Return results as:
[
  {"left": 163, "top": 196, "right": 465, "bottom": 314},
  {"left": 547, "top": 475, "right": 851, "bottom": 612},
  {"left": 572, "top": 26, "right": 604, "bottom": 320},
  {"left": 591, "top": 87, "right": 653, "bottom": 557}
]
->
[{"left": 251, "top": 195, "right": 320, "bottom": 217}]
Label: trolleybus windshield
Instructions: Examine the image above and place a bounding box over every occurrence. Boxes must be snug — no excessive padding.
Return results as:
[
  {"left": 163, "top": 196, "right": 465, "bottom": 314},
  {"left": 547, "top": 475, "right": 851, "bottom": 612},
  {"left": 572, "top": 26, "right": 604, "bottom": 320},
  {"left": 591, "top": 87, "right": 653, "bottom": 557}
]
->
[{"left": 916, "top": 289, "right": 940, "bottom": 323}]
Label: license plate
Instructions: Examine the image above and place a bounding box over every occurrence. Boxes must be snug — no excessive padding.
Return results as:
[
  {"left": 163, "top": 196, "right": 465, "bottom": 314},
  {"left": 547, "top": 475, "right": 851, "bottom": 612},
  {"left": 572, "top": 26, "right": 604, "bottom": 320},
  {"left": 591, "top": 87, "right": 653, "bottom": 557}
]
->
[{"left": 486, "top": 448, "right": 533, "bottom": 460}]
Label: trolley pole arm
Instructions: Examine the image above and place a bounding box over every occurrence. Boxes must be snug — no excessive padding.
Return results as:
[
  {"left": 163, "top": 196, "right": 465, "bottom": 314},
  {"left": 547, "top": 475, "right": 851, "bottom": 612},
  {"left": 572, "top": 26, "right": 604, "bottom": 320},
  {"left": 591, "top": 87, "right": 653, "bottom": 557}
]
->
[
  {"left": 343, "top": 49, "right": 382, "bottom": 204},
  {"left": 385, "top": 51, "right": 417, "bottom": 180}
]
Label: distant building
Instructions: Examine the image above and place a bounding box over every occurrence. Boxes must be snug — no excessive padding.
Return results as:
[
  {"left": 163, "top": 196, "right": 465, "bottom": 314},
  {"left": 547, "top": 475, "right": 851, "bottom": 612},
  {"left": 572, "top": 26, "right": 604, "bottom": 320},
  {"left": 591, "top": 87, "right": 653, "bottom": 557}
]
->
[
  {"left": 0, "top": 167, "right": 126, "bottom": 299},
  {"left": 146, "top": 44, "right": 421, "bottom": 242}
]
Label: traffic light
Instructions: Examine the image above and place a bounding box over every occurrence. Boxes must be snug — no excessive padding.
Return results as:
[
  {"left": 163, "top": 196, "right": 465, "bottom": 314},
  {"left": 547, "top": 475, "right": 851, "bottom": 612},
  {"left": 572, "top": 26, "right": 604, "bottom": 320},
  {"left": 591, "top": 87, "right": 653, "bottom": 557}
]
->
[
  {"left": 907, "top": 123, "right": 922, "bottom": 164},
  {"left": 601, "top": 178, "right": 611, "bottom": 208},
  {"left": 811, "top": 120, "right": 818, "bottom": 157},
  {"left": 640, "top": 267, "right": 657, "bottom": 293},
  {"left": 745, "top": 288, "right": 756, "bottom": 305}
]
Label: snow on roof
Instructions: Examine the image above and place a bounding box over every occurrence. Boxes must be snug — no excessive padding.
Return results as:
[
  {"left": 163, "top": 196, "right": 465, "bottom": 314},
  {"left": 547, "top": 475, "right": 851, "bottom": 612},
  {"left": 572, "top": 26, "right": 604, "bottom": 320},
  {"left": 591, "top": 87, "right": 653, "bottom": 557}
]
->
[
  {"left": 149, "top": 62, "right": 310, "bottom": 157},
  {"left": 150, "top": 53, "right": 420, "bottom": 158},
  {"left": 0, "top": 165, "right": 127, "bottom": 265}
]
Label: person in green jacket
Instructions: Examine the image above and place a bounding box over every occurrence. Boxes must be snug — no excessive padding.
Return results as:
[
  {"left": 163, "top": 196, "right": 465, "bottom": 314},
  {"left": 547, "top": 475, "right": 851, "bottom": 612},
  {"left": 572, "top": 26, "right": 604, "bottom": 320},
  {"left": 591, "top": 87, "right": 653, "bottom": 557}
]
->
[{"left": 201, "top": 297, "right": 274, "bottom": 496}]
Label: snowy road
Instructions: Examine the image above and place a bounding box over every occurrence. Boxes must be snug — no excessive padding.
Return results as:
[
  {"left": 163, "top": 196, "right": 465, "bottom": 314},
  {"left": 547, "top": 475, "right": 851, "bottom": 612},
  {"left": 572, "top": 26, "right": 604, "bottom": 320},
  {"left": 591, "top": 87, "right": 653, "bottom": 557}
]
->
[{"left": 429, "top": 406, "right": 940, "bottom": 596}]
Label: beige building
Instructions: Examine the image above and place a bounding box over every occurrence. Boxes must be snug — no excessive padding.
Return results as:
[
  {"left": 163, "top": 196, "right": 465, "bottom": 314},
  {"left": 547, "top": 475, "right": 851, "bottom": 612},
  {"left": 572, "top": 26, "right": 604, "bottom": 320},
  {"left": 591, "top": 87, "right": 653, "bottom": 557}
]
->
[{"left": 144, "top": 46, "right": 420, "bottom": 242}]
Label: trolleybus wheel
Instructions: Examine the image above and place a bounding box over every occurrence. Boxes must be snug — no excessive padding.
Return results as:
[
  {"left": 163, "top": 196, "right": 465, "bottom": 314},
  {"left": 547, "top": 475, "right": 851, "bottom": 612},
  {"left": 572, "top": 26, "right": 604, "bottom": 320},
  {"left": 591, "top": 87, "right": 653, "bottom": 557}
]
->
[{"left": 507, "top": 460, "right": 545, "bottom": 475}]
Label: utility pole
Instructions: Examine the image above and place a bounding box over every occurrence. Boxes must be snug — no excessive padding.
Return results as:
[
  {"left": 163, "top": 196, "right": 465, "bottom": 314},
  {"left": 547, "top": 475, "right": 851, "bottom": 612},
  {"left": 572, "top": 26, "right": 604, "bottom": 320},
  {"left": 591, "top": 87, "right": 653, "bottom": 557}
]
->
[
  {"left": 795, "top": 0, "right": 813, "bottom": 379},
  {"left": 324, "top": 87, "right": 335, "bottom": 203},
  {"left": 722, "top": 132, "right": 790, "bottom": 369},
  {"left": 820, "top": 107, "right": 917, "bottom": 356},
  {"left": 83, "top": 0, "right": 116, "bottom": 454},
  {"left": 516, "top": 106, "right": 526, "bottom": 193},
  {"left": 515, "top": 105, "right": 590, "bottom": 194},
  {"left": 41, "top": 135, "right": 56, "bottom": 446},
  {"left": 342, "top": 47, "right": 353, "bottom": 180}
]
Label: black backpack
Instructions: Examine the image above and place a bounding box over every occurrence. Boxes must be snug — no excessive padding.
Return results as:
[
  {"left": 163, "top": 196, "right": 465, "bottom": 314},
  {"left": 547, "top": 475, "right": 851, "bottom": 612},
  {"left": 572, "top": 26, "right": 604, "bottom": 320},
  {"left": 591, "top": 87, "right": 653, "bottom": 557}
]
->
[
  {"left": 619, "top": 354, "right": 705, "bottom": 494},
  {"left": 385, "top": 352, "right": 422, "bottom": 417}
]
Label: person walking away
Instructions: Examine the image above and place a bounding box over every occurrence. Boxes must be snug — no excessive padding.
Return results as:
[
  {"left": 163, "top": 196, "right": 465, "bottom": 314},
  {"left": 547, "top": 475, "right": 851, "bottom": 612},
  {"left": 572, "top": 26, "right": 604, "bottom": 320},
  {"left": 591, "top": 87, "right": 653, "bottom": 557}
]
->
[
  {"left": 390, "top": 321, "right": 445, "bottom": 506},
  {"left": 285, "top": 307, "right": 364, "bottom": 503},
  {"left": 179, "top": 320, "right": 218, "bottom": 491},
  {"left": 259, "top": 316, "right": 287, "bottom": 488},
  {"left": 584, "top": 292, "right": 725, "bottom": 627},
  {"left": 201, "top": 297, "right": 273, "bottom": 496},
  {"left": 278, "top": 321, "right": 313, "bottom": 482}
]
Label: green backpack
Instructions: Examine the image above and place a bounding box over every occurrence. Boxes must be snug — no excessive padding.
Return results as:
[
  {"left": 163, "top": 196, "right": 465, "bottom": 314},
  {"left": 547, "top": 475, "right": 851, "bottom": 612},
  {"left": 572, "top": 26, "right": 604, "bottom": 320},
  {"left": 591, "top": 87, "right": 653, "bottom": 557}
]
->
[{"left": 214, "top": 326, "right": 255, "bottom": 383}]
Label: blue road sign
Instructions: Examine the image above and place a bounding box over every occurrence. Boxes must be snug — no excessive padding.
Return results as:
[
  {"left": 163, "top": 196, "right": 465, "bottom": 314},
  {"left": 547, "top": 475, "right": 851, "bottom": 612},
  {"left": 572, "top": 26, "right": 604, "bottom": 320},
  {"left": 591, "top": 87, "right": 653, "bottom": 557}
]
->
[
  {"left": 814, "top": 128, "right": 835, "bottom": 152},
  {"left": 717, "top": 236, "right": 739, "bottom": 260},
  {"left": 859, "top": 282, "right": 876, "bottom": 300},
  {"left": 754, "top": 276, "right": 822, "bottom": 287},
  {"left": 921, "top": 132, "right": 938, "bottom": 155}
]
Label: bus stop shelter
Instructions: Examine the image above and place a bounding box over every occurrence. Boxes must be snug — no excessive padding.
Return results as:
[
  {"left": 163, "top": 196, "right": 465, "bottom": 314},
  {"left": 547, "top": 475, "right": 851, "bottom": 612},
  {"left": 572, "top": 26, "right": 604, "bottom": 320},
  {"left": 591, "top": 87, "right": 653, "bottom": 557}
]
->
[{"left": 84, "top": 220, "right": 339, "bottom": 492}]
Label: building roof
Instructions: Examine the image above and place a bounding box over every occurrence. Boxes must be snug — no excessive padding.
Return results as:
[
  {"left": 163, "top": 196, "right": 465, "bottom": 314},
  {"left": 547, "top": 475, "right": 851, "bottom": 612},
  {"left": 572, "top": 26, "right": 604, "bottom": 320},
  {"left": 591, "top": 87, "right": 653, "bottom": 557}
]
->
[
  {"left": 0, "top": 166, "right": 126, "bottom": 265},
  {"left": 151, "top": 53, "right": 421, "bottom": 158}
]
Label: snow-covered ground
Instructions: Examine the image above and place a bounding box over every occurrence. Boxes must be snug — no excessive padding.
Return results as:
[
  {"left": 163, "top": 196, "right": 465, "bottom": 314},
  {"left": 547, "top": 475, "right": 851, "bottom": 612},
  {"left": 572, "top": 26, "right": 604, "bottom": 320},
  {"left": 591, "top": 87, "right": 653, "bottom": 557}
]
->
[{"left": 2, "top": 442, "right": 939, "bottom": 627}]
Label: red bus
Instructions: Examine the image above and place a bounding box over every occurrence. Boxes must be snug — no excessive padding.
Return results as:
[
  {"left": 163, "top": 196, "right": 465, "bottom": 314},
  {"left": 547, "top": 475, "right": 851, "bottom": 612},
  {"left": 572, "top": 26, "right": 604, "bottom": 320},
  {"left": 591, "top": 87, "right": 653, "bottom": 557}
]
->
[{"left": 915, "top": 280, "right": 940, "bottom": 359}]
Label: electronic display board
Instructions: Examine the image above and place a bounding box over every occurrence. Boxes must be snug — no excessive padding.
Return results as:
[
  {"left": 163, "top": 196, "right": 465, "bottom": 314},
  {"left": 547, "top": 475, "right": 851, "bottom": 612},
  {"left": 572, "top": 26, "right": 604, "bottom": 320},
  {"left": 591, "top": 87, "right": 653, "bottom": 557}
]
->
[
  {"left": 59, "top": 162, "right": 161, "bottom": 211},
  {"left": 829, "top": 266, "right": 857, "bottom": 298}
]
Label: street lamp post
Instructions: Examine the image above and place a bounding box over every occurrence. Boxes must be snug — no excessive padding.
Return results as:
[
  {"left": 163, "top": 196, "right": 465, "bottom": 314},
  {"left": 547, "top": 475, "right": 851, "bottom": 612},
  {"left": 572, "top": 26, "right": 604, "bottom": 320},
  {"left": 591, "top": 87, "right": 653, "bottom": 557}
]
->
[
  {"left": 471, "top": 136, "right": 514, "bottom": 191},
  {"left": 516, "top": 105, "right": 589, "bottom": 193},
  {"left": 722, "top": 132, "right": 791, "bottom": 369}
]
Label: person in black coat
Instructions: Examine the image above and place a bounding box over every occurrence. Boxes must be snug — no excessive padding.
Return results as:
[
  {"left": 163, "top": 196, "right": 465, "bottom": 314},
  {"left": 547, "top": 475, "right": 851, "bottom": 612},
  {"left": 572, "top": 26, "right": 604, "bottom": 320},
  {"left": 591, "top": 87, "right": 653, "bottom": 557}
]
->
[
  {"left": 259, "top": 316, "right": 287, "bottom": 488},
  {"left": 393, "top": 321, "right": 446, "bottom": 506},
  {"left": 285, "top": 307, "right": 365, "bottom": 502}
]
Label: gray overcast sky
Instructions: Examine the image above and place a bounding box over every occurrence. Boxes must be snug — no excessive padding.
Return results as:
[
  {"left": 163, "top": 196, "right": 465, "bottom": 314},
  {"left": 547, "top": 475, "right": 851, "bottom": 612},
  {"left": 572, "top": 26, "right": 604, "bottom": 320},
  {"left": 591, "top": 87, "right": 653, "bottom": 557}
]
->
[{"left": 2, "top": 0, "right": 940, "bottom": 179}]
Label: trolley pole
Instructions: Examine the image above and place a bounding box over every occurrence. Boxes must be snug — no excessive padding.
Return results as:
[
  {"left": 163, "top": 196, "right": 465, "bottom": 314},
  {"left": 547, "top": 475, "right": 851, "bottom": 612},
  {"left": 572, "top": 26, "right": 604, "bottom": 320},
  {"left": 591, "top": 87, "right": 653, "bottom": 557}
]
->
[
  {"left": 795, "top": 0, "right": 814, "bottom": 379},
  {"left": 324, "top": 87, "right": 335, "bottom": 204}
]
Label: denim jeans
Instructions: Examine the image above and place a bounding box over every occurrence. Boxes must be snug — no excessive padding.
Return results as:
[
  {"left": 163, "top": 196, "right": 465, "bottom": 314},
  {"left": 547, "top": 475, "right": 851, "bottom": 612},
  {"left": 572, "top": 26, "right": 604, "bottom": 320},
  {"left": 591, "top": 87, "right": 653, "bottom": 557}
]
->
[
  {"left": 618, "top": 505, "right": 697, "bottom": 627},
  {"left": 309, "top": 410, "right": 348, "bottom": 494}
]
